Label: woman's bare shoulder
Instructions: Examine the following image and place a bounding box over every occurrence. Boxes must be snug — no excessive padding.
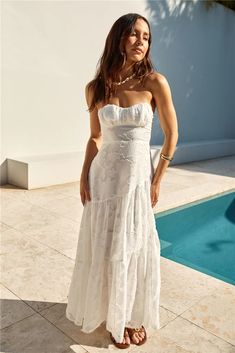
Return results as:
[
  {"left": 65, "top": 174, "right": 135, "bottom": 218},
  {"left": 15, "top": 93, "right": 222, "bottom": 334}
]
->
[
  {"left": 85, "top": 80, "right": 96, "bottom": 107},
  {"left": 145, "top": 71, "right": 172, "bottom": 102},
  {"left": 85, "top": 80, "right": 95, "bottom": 95},
  {"left": 146, "top": 71, "right": 169, "bottom": 87}
]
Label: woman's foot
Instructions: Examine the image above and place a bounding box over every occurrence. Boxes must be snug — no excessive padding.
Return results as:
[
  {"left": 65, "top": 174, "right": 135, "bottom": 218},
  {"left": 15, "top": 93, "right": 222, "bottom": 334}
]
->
[
  {"left": 109, "top": 328, "right": 131, "bottom": 349},
  {"left": 126, "top": 326, "right": 147, "bottom": 345},
  {"left": 120, "top": 328, "right": 131, "bottom": 345}
]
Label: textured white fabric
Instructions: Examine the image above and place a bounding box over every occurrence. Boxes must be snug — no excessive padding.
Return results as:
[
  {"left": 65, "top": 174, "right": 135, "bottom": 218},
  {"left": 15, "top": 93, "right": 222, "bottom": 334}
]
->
[{"left": 65, "top": 102, "right": 161, "bottom": 343}]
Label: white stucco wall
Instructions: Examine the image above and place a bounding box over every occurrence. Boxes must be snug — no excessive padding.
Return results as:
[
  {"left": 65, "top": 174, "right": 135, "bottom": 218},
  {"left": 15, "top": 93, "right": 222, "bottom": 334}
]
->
[{"left": 1, "top": 0, "right": 234, "bottom": 185}]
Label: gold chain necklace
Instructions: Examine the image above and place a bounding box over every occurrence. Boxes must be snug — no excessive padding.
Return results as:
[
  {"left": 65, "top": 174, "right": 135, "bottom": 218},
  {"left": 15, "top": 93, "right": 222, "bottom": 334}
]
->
[{"left": 112, "top": 72, "right": 136, "bottom": 86}]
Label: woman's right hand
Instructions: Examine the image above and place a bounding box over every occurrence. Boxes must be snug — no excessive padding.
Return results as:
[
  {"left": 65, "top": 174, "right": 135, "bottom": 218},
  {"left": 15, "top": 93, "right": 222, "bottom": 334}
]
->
[{"left": 80, "top": 176, "right": 91, "bottom": 206}]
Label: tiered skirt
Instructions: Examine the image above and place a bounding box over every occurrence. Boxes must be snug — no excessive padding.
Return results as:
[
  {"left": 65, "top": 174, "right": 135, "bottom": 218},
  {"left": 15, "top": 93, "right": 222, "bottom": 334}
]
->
[{"left": 65, "top": 178, "right": 161, "bottom": 343}]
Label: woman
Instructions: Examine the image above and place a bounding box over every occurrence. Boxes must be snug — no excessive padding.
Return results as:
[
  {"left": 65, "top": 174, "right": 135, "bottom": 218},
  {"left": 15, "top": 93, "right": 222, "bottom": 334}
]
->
[{"left": 66, "top": 13, "right": 178, "bottom": 349}]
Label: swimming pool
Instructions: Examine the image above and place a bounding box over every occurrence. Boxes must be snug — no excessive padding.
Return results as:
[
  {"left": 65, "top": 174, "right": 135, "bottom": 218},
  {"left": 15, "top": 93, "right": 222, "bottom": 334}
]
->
[{"left": 155, "top": 190, "right": 235, "bottom": 285}]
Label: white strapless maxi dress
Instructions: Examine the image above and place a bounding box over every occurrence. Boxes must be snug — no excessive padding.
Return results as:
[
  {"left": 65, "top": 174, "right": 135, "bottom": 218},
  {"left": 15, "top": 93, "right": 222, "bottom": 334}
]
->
[{"left": 65, "top": 102, "right": 161, "bottom": 343}]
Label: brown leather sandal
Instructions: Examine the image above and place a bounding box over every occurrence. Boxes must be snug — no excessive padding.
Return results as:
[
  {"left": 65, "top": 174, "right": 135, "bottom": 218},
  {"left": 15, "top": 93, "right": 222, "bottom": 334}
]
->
[
  {"left": 109, "top": 328, "right": 130, "bottom": 349},
  {"left": 126, "top": 325, "right": 147, "bottom": 345}
]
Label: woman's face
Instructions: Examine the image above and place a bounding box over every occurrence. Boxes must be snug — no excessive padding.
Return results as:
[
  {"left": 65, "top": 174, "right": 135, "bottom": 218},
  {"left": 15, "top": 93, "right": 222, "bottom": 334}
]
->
[{"left": 123, "top": 18, "right": 150, "bottom": 63}]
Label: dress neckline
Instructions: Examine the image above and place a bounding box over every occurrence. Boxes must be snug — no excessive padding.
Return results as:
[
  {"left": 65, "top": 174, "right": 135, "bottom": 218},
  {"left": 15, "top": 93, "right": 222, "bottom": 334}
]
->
[{"left": 98, "top": 102, "right": 154, "bottom": 114}]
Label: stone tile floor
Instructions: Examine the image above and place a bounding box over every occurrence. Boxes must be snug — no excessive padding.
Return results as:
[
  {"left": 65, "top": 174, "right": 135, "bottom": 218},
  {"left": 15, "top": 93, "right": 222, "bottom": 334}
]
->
[{"left": 0, "top": 155, "right": 235, "bottom": 353}]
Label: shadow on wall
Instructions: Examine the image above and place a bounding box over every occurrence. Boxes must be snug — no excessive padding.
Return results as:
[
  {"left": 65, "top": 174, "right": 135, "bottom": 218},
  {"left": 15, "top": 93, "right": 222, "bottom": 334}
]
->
[
  {"left": 148, "top": 0, "right": 201, "bottom": 146},
  {"left": 147, "top": 0, "right": 235, "bottom": 146},
  {"left": 0, "top": 160, "right": 8, "bottom": 185}
]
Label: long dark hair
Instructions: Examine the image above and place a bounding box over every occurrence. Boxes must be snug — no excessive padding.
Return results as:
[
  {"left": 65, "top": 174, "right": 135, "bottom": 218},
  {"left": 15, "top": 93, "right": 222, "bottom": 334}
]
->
[{"left": 87, "top": 13, "right": 155, "bottom": 112}]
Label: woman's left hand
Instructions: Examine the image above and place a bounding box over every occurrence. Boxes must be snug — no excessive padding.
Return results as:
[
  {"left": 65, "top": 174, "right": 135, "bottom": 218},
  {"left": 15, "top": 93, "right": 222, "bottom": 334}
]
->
[{"left": 150, "top": 182, "right": 160, "bottom": 208}]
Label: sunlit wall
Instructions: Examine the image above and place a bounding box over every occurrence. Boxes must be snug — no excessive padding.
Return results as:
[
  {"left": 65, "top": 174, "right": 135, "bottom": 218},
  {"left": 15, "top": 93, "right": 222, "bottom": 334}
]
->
[{"left": 1, "top": 0, "right": 234, "bottom": 184}]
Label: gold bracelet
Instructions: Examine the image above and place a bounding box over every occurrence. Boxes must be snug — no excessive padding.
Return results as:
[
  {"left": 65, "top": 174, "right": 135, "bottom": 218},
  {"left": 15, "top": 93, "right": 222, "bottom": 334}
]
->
[
  {"left": 160, "top": 153, "right": 173, "bottom": 162},
  {"left": 160, "top": 153, "right": 173, "bottom": 161}
]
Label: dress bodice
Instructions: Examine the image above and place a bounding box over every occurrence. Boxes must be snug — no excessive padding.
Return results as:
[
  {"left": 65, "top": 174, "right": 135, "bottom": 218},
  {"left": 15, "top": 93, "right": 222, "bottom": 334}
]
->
[
  {"left": 98, "top": 102, "right": 154, "bottom": 144},
  {"left": 89, "top": 102, "right": 155, "bottom": 200}
]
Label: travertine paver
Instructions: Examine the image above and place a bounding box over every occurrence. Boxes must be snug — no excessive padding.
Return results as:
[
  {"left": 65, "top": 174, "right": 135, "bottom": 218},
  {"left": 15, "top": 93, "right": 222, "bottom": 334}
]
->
[{"left": 0, "top": 155, "right": 234, "bottom": 353}]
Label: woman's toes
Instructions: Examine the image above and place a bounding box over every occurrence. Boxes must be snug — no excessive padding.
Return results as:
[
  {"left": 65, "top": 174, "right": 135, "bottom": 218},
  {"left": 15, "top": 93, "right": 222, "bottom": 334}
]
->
[
  {"left": 123, "top": 329, "right": 130, "bottom": 345},
  {"left": 137, "top": 330, "right": 145, "bottom": 342},
  {"left": 125, "top": 336, "right": 131, "bottom": 345},
  {"left": 133, "top": 333, "right": 140, "bottom": 344}
]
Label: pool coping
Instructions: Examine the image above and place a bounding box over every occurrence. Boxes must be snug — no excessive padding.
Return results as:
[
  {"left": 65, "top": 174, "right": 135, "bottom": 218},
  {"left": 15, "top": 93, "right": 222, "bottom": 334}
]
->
[{"left": 155, "top": 188, "right": 235, "bottom": 217}]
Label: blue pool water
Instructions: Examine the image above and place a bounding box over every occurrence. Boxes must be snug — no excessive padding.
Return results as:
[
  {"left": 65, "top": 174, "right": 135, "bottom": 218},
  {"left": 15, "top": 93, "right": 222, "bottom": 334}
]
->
[{"left": 155, "top": 190, "right": 235, "bottom": 285}]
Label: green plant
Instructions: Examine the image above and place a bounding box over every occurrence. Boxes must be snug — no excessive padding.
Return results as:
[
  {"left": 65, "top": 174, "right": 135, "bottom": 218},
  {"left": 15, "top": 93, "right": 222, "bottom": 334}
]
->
[{"left": 204, "top": 0, "right": 235, "bottom": 12}]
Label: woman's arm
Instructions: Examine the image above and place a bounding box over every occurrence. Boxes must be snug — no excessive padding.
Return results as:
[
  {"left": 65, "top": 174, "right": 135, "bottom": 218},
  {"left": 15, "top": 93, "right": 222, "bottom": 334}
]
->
[
  {"left": 80, "top": 83, "right": 103, "bottom": 180},
  {"left": 149, "top": 72, "right": 179, "bottom": 186},
  {"left": 80, "top": 83, "right": 103, "bottom": 204}
]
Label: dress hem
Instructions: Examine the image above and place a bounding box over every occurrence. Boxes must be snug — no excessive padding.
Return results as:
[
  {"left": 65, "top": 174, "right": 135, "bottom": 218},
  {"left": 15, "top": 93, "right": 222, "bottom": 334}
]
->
[{"left": 65, "top": 310, "right": 160, "bottom": 343}]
